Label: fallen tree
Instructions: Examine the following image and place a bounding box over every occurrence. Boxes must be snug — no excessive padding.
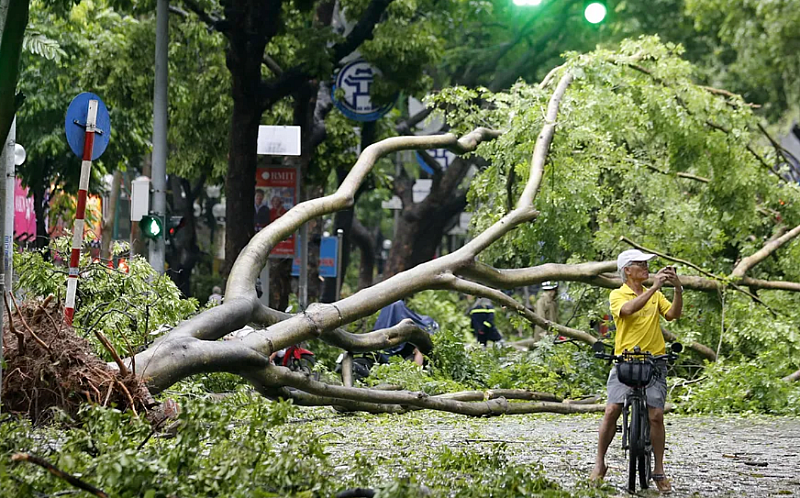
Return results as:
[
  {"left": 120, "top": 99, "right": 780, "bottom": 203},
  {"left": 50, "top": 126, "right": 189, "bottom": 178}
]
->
[{"left": 100, "top": 40, "right": 800, "bottom": 415}]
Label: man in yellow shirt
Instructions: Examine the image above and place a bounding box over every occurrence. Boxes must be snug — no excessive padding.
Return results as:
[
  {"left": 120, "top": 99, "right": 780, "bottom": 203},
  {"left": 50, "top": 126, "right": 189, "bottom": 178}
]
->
[{"left": 590, "top": 249, "right": 682, "bottom": 492}]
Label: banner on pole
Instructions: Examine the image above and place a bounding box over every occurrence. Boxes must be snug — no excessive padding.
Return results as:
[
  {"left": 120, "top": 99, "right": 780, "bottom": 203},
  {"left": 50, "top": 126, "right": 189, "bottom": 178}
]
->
[
  {"left": 255, "top": 167, "right": 296, "bottom": 257},
  {"left": 14, "top": 179, "right": 35, "bottom": 242}
]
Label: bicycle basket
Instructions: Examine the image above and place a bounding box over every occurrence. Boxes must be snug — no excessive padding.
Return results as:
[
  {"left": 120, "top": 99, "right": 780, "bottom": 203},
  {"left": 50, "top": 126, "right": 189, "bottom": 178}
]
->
[{"left": 616, "top": 360, "right": 654, "bottom": 388}]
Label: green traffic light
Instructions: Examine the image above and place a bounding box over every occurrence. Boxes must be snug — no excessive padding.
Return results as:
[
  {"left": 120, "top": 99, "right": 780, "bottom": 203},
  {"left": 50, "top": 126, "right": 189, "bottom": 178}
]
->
[
  {"left": 584, "top": 2, "right": 606, "bottom": 24},
  {"left": 141, "top": 215, "right": 163, "bottom": 239}
]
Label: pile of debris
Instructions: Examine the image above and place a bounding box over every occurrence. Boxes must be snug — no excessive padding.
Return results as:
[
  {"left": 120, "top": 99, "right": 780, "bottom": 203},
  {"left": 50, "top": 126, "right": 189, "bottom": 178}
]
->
[{"left": 1, "top": 295, "right": 150, "bottom": 423}]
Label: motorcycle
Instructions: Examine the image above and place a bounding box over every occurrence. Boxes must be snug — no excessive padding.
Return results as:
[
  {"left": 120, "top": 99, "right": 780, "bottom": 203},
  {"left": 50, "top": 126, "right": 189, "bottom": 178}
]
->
[{"left": 275, "top": 345, "right": 319, "bottom": 380}]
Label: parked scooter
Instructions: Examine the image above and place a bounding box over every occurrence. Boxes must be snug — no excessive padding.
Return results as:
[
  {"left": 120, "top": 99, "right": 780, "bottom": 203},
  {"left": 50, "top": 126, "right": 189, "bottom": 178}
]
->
[{"left": 274, "top": 345, "right": 318, "bottom": 379}]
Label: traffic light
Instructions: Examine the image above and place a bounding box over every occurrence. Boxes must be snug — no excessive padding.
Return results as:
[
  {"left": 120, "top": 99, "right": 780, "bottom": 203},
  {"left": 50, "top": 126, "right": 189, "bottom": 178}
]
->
[
  {"left": 584, "top": 2, "right": 607, "bottom": 24},
  {"left": 141, "top": 215, "right": 164, "bottom": 240},
  {"left": 168, "top": 216, "right": 187, "bottom": 237}
]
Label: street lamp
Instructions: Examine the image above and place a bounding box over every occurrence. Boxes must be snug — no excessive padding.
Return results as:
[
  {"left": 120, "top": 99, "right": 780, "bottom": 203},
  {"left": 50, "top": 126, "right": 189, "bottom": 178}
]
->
[
  {"left": 584, "top": 2, "right": 607, "bottom": 24},
  {"left": 14, "top": 144, "right": 26, "bottom": 166}
]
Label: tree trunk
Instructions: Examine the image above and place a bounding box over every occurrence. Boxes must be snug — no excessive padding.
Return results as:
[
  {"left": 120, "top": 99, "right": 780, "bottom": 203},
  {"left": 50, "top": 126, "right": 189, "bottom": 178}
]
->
[
  {"left": 165, "top": 175, "right": 200, "bottom": 297},
  {"left": 131, "top": 158, "right": 151, "bottom": 257},
  {"left": 384, "top": 158, "right": 472, "bottom": 277},
  {"left": 223, "top": 100, "right": 259, "bottom": 276},
  {"left": 351, "top": 217, "right": 375, "bottom": 290},
  {"left": 0, "top": 0, "right": 29, "bottom": 147},
  {"left": 270, "top": 257, "right": 292, "bottom": 312},
  {"left": 32, "top": 183, "right": 48, "bottom": 252},
  {"left": 321, "top": 123, "right": 377, "bottom": 301},
  {"left": 100, "top": 170, "right": 123, "bottom": 261}
]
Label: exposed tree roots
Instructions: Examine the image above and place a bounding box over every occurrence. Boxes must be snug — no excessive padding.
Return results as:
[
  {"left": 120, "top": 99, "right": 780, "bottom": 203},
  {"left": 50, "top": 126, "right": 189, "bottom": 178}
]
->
[{"left": 1, "top": 296, "right": 150, "bottom": 422}]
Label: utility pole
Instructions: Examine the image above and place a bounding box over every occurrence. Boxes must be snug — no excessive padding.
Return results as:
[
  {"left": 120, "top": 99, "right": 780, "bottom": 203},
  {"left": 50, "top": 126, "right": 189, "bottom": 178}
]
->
[
  {"left": 149, "top": 0, "right": 168, "bottom": 273},
  {"left": 0, "top": 117, "right": 11, "bottom": 412},
  {"left": 3, "top": 118, "right": 13, "bottom": 287}
]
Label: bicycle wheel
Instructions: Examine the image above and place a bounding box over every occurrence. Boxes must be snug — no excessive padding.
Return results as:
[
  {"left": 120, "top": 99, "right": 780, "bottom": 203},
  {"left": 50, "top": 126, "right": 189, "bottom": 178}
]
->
[
  {"left": 640, "top": 405, "right": 652, "bottom": 489},
  {"left": 639, "top": 450, "right": 651, "bottom": 490},
  {"left": 628, "top": 401, "right": 642, "bottom": 493}
]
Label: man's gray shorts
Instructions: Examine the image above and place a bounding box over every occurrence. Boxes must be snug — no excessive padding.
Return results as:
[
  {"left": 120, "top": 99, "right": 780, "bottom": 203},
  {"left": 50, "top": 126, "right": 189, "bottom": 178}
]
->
[{"left": 607, "top": 364, "right": 667, "bottom": 409}]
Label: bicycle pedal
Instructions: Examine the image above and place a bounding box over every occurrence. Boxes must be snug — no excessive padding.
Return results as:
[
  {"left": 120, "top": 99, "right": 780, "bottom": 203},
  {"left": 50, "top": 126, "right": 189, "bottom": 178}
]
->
[{"left": 615, "top": 425, "right": 622, "bottom": 433}]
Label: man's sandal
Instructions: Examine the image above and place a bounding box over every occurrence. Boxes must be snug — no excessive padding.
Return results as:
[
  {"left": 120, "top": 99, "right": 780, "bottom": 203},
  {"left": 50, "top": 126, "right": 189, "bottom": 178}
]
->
[{"left": 652, "top": 474, "right": 672, "bottom": 493}]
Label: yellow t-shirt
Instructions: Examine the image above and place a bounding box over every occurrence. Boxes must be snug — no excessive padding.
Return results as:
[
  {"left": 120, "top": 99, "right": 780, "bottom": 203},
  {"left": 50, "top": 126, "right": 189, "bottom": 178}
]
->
[{"left": 609, "top": 284, "right": 672, "bottom": 356}]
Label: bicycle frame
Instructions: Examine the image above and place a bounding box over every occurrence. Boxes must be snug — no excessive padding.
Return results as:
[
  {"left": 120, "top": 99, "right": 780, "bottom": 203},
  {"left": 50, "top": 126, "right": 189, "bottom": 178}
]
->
[{"left": 593, "top": 342, "right": 681, "bottom": 494}]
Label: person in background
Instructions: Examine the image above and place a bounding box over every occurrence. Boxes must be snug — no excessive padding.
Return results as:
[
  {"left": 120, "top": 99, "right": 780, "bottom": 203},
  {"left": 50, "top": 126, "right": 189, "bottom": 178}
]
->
[
  {"left": 469, "top": 298, "right": 503, "bottom": 346},
  {"left": 533, "top": 281, "right": 559, "bottom": 341},
  {"left": 254, "top": 189, "right": 271, "bottom": 231},
  {"left": 208, "top": 286, "right": 223, "bottom": 305},
  {"left": 375, "top": 300, "right": 438, "bottom": 366},
  {"left": 269, "top": 195, "right": 287, "bottom": 221}
]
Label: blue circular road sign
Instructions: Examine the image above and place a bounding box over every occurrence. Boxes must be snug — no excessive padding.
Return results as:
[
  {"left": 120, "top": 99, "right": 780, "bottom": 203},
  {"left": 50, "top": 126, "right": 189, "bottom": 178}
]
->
[
  {"left": 65, "top": 92, "right": 111, "bottom": 160},
  {"left": 332, "top": 59, "right": 395, "bottom": 122}
]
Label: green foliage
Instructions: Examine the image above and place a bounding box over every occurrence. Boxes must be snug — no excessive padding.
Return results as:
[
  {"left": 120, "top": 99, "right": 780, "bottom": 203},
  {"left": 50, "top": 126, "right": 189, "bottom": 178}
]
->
[
  {"left": 407, "top": 290, "right": 471, "bottom": 336},
  {"left": 385, "top": 444, "right": 610, "bottom": 498},
  {"left": 14, "top": 238, "right": 198, "bottom": 360},
  {"left": 486, "top": 342, "right": 607, "bottom": 399},
  {"left": 1, "top": 395, "right": 616, "bottom": 498},
  {"left": 365, "top": 356, "right": 467, "bottom": 394},
  {"left": 0, "top": 396, "right": 342, "bottom": 498},
  {"left": 686, "top": 0, "right": 800, "bottom": 117},
  {"left": 677, "top": 352, "right": 800, "bottom": 415}
]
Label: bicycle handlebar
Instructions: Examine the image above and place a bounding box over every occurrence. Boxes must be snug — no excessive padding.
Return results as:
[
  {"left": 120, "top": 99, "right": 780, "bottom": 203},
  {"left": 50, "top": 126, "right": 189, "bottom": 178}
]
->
[{"left": 592, "top": 342, "right": 682, "bottom": 364}]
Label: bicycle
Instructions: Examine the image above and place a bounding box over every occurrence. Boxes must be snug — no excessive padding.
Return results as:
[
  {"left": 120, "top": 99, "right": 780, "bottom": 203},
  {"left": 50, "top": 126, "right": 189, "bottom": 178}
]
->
[{"left": 592, "top": 341, "right": 682, "bottom": 493}]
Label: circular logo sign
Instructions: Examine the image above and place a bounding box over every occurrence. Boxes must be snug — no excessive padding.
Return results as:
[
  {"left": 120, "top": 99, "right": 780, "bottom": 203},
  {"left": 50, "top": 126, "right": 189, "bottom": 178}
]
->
[{"left": 332, "top": 59, "right": 395, "bottom": 122}]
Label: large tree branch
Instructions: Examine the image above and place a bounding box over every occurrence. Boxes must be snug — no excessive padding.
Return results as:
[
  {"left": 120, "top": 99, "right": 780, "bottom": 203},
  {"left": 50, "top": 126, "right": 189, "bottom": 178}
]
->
[
  {"left": 439, "top": 274, "right": 599, "bottom": 345},
  {"left": 620, "top": 237, "right": 774, "bottom": 310},
  {"left": 332, "top": 0, "right": 394, "bottom": 63},
  {"left": 321, "top": 318, "right": 433, "bottom": 354},
  {"left": 459, "top": 259, "right": 800, "bottom": 294},
  {"left": 661, "top": 327, "right": 716, "bottom": 362},
  {"left": 0, "top": 0, "right": 29, "bottom": 144},
  {"left": 783, "top": 369, "right": 800, "bottom": 382},
  {"left": 518, "top": 72, "right": 573, "bottom": 207},
  {"left": 458, "top": 260, "right": 617, "bottom": 289},
  {"left": 395, "top": 107, "right": 433, "bottom": 135},
  {"left": 731, "top": 223, "right": 800, "bottom": 278},
  {"left": 227, "top": 128, "right": 502, "bottom": 299},
  {"left": 260, "top": 366, "right": 606, "bottom": 416}
]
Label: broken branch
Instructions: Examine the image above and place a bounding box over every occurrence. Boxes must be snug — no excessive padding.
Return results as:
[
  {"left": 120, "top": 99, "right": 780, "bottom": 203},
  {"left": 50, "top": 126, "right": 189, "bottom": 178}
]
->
[
  {"left": 11, "top": 453, "right": 109, "bottom": 498},
  {"left": 731, "top": 223, "right": 800, "bottom": 278}
]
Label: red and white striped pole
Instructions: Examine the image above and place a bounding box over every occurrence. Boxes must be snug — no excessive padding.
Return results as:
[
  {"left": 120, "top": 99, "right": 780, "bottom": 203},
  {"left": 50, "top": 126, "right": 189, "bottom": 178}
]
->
[{"left": 65, "top": 99, "right": 98, "bottom": 325}]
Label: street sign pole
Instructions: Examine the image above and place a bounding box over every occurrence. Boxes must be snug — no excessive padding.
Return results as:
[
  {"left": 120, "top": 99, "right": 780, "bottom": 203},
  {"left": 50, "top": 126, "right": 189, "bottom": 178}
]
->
[
  {"left": 4, "top": 118, "right": 14, "bottom": 289},
  {"left": 298, "top": 172, "right": 308, "bottom": 309},
  {"left": 65, "top": 100, "right": 99, "bottom": 324},
  {"left": 256, "top": 127, "right": 302, "bottom": 309},
  {"left": 64, "top": 91, "right": 111, "bottom": 323},
  {"left": 335, "top": 229, "right": 344, "bottom": 301},
  {"left": 149, "top": 0, "right": 169, "bottom": 274},
  {"left": 0, "top": 118, "right": 11, "bottom": 412}
]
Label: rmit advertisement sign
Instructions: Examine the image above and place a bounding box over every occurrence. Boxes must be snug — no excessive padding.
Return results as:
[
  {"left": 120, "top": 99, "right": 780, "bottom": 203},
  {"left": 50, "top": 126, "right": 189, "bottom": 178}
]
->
[{"left": 255, "top": 167, "right": 296, "bottom": 257}]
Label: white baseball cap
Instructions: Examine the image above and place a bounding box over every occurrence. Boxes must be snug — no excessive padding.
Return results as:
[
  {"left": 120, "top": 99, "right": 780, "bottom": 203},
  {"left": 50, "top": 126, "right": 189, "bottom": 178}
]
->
[{"left": 617, "top": 249, "right": 656, "bottom": 271}]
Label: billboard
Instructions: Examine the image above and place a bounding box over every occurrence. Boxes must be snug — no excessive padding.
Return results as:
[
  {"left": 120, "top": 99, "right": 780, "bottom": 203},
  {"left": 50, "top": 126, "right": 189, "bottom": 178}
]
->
[
  {"left": 255, "top": 167, "right": 296, "bottom": 257},
  {"left": 14, "top": 179, "right": 36, "bottom": 242}
]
